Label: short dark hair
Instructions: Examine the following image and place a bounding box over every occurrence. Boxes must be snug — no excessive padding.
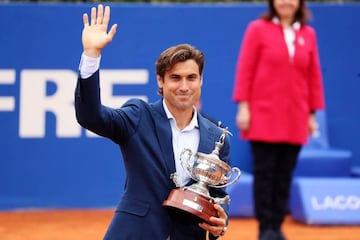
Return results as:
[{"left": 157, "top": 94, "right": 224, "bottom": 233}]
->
[
  {"left": 261, "top": 0, "right": 312, "bottom": 25},
  {"left": 156, "top": 44, "right": 204, "bottom": 96}
]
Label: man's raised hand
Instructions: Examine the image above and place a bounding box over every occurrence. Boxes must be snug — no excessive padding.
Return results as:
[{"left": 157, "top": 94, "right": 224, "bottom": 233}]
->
[{"left": 82, "top": 4, "right": 117, "bottom": 58}]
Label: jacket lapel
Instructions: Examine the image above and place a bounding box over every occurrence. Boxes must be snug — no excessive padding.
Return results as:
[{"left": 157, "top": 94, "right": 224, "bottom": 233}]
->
[
  {"left": 150, "top": 100, "right": 176, "bottom": 178},
  {"left": 183, "top": 115, "right": 219, "bottom": 187},
  {"left": 150, "top": 103, "right": 220, "bottom": 188},
  {"left": 197, "top": 114, "right": 218, "bottom": 154}
]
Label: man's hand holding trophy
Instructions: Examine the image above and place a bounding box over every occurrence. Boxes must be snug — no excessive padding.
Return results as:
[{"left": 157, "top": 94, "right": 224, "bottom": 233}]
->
[{"left": 163, "top": 125, "right": 241, "bottom": 224}]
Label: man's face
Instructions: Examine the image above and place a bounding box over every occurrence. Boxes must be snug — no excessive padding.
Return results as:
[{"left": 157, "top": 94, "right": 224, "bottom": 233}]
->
[{"left": 157, "top": 59, "right": 202, "bottom": 113}]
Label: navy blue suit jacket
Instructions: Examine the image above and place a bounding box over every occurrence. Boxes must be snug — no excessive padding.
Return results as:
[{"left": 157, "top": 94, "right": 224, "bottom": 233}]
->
[{"left": 75, "top": 70, "right": 231, "bottom": 240}]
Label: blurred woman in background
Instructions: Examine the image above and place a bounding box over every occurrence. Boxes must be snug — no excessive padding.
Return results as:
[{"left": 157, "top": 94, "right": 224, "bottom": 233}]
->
[{"left": 232, "top": 0, "right": 325, "bottom": 239}]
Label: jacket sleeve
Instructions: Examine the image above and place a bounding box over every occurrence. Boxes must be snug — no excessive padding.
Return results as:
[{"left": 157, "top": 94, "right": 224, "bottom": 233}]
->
[
  {"left": 74, "top": 70, "right": 141, "bottom": 143},
  {"left": 308, "top": 27, "right": 325, "bottom": 111},
  {"left": 233, "top": 20, "right": 262, "bottom": 103}
]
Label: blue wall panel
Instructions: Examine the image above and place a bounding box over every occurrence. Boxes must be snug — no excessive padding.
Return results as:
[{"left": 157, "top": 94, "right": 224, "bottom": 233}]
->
[{"left": 0, "top": 3, "right": 359, "bottom": 209}]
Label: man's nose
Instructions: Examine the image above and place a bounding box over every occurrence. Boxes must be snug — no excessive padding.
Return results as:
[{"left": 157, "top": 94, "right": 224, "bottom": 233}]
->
[{"left": 179, "top": 79, "right": 189, "bottom": 90}]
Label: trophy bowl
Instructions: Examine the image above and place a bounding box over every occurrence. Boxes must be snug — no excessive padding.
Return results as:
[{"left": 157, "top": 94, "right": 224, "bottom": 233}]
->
[
  {"left": 191, "top": 152, "right": 231, "bottom": 186},
  {"left": 163, "top": 127, "right": 241, "bottom": 223}
]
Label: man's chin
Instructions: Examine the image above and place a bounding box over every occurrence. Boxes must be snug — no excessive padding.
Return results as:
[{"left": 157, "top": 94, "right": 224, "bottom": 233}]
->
[{"left": 176, "top": 102, "right": 193, "bottom": 110}]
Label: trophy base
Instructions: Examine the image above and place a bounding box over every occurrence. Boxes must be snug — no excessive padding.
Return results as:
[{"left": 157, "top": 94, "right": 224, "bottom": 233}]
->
[{"left": 163, "top": 188, "right": 216, "bottom": 223}]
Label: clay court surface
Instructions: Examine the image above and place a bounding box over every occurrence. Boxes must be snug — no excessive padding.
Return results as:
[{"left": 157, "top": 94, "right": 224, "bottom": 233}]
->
[{"left": 0, "top": 209, "right": 359, "bottom": 240}]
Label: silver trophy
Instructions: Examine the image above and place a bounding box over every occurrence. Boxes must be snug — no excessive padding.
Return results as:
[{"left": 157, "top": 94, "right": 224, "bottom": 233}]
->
[{"left": 163, "top": 126, "right": 241, "bottom": 223}]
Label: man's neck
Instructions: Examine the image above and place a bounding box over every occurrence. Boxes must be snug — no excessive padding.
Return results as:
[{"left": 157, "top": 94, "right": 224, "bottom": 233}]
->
[{"left": 163, "top": 100, "right": 195, "bottom": 131}]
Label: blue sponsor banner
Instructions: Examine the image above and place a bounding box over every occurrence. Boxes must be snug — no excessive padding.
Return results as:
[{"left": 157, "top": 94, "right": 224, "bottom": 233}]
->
[
  {"left": 228, "top": 172, "right": 254, "bottom": 217},
  {"left": 1, "top": 3, "right": 360, "bottom": 210},
  {"left": 291, "top": 178, "right": 360, "bottom": 224}
]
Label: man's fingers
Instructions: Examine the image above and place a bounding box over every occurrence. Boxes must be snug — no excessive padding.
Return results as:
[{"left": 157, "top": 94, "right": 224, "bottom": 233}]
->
[
  {"left": 198, "top": 204, "right": 227, "bottom": 236},
  {"left": 96, "top": 4, "right": 104, "bottom": 25},
  {"left": 198, "top": 204, "right": 229, "bottom": 235},
  {"left": 90, "top": 6, "right": 96, "bottom": 26},
  {"left": 83, "top": 13, "right": 89, "bottom": 27},
  {"left": 102, "top": 6, "right": 111, "bottom": 27},
  {"left": 214, "top": 204, "right": 227, "bottom": 219},
  {"left": 108, "top": 24, "right": 118, "bottom": 40},
  {"left": 198, "top": 222, "right": 225, "bottom": 237},
  {"left": 203, "top": 204, "right": 226, "bottom": 233}
]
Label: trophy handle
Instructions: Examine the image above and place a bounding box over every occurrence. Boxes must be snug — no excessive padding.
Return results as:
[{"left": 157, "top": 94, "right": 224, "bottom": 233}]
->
[
  {"left": 211, "top": 195, "right": 231, "bottom": 205},
  {"left": 211, "top": 167, "right": 242, "bottom": 188},
  {"left": 180, "top": 148, "right": 194, "bottom": 175}
]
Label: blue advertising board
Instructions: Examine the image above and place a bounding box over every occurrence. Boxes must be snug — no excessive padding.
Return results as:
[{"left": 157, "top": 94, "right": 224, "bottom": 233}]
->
[
  {"left": 1, "top": 3, "right": 360, "bottom": 210},
  {"left": 291, "top": 178, "right": 360, "bottom": 224}
]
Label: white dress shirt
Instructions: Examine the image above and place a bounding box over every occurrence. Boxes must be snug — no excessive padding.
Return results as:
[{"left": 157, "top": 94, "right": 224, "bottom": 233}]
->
[
  {"left": 163, "top": 101, "right": 200, "bottom": 187},
  {"left": 273, "top": 17, "right": 301, "bottom": 59}
]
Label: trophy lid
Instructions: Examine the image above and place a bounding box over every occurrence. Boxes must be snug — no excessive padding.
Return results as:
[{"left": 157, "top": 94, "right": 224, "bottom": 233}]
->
[{"left": 194, "top": 125, "right": 232, "bottom": 172}]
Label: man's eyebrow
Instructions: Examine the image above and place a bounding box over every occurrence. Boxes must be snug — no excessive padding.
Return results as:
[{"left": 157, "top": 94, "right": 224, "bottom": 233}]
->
[
  {"left": 169, "top": 73, "right": 180, "bottom": 77},
  {"left": 168, "top": 73, "right": 199, "bottom": 77}
]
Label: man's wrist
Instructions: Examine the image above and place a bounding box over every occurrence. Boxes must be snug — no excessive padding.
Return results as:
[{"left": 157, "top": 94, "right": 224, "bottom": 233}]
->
[
  {"left": 79, "top": 53, "right": 101, "bottom": 79},
  {"left": 83, "top": 48, "right": 101, "bottom": 58}
]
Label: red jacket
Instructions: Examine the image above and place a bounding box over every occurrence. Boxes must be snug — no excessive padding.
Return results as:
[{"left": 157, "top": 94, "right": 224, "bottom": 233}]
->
[{"left": 233, "top": 19, "right": 325, "bottom": 145}]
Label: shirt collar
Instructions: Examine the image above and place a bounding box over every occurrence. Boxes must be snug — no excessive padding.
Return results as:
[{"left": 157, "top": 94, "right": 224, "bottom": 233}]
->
[
  {"left": 162, "top": 99, "right": 199, "bottom": 130},
  {"left": 272, "top": 17, "right": 301, "bottom": 31}
]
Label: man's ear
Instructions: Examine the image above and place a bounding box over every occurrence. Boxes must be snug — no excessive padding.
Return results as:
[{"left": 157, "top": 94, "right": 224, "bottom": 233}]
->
[{"left": 157, "top": 75, "right": 164, "bottom": 87}]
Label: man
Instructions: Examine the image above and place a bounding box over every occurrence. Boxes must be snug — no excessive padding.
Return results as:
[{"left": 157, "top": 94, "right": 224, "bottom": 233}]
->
[{"left": 75, "top": 4, "right": 229, "bottom": 239}]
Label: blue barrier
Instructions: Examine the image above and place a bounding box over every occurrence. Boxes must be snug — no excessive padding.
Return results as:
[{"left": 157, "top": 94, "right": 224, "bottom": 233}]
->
[
  {"left": 351, "top": 167, "right": 360, "bottom": 178},
  {"left": 1, "top": 3, "right": 360, "bottom": 211},
  {"left": 296, "top": 110, "right": 352, "bottom": 177},
  {"left": 291, "top": 178, "right": 360, "bottom": 225},
  {"left": 228, "top": 175, "right": 360, "bottom": 225},
  {"left": 228, "top": 172, "right": 254, "bottom": 217},
  {"left": 296, "top": 149, "right": 352, "bottom": 177}
]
